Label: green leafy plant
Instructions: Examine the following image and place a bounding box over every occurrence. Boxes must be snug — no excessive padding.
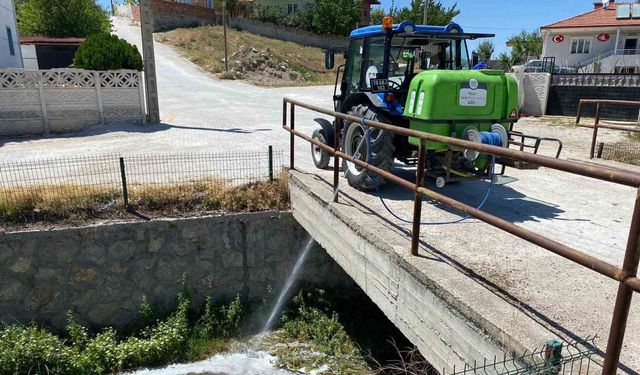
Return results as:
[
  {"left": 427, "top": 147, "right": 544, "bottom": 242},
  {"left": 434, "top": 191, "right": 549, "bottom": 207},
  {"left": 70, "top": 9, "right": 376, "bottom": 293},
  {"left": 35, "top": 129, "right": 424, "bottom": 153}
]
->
[
  {"left": 72, "top": 33, "right": 143, "bottom": 71},
  {"left": 391, "top": 0, "right": 459, "bottom": 26},
  {"left": 18, "top": 0, "right": 111, "bottom": 38},
  {"left": 311, "top": 0, "right": 362, "bottom": 36},
  {"left": 282, "top": 291, "right": 356, "bottom": 357}
]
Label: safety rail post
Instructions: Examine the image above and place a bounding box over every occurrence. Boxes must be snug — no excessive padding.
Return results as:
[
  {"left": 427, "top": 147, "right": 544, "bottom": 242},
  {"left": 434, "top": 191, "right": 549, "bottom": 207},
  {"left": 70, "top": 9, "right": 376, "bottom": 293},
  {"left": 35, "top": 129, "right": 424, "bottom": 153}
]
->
[
  {"left": 411, "top": 140, "right": 427, "bottom": 256},
  {"left": 590, "top": 102, "right": 602, "bottom": 159},
  {"left": 290, "top": 104, "right": 295, "bottom": 170},
  {"left": 333, "top": 117, "right": 341, "bottom": 203},
  {"left": 119, "top": 157, "right": 129, "bottom": 210},
  {"left": 602, "top": 187, "right": 640, "bottom": 375},
  {"left": 576, "top": 100, "right": 584, "bottom": 125},
  {"left": 268, "top": 145, "right": 274, "bottom": 182}
]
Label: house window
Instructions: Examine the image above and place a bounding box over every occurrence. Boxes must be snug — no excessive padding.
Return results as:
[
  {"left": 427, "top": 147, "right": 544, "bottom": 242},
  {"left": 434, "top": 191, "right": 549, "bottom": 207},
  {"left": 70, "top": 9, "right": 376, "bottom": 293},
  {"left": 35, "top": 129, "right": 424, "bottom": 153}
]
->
[
  {"left": 570, "top": 38, "right": 591, "bottom": 54},
  {"left": 177, "top": 0, "right": 192, "bottom": 4},
  {"left": 6, "top": 27, "right": 15, "bottom": 56},
  {"left": 205, "top": 0, "right": 213, "bottom": 8},
  {"left": 287, "top": 4, "right": 299, "bottom": 14}
]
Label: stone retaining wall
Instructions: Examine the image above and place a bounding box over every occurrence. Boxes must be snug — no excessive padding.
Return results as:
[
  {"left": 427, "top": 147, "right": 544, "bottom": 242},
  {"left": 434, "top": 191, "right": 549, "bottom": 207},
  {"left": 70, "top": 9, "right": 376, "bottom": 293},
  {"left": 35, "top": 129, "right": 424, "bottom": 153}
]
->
[{"left": 0, "top": 212, "right": 353, "bottom": 331}]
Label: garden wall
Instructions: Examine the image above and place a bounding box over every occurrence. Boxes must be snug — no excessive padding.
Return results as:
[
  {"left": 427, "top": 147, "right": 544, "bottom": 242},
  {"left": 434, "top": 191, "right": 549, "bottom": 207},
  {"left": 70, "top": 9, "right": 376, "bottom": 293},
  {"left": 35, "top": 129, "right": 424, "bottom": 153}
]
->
[
  {"left": 0, "top": 212, "right": 354, "bottom": 331},
  {"left": 226, "top": 17, "right": 348, "bottom": 50},
  {"left": 130, "top": 1, "right": 217, "bottom": 32},
  {"left": 0, "top": 69, "right": 146, "bottom": 136}
]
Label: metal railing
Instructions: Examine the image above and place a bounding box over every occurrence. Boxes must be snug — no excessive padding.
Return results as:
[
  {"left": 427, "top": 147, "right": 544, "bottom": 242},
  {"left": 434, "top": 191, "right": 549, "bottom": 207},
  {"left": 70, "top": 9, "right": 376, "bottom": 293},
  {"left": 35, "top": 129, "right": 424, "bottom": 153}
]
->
[
  {"left": 575, "top": 99, "right": 640, "bottom": 159},
  {"left": 282, "top": 97, "right": 640, "bottom": 375}
]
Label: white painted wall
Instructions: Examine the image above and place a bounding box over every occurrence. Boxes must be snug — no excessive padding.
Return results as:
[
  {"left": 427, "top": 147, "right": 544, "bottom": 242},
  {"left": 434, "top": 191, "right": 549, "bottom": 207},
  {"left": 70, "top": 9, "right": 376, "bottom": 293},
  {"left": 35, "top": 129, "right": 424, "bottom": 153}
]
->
[
  {"left": 20, "top": 44, "right": 38, "bottom": 70},
  {"left": 0, "top": 0, "right": 23, "bottom": 68},
  {"left": 542, "top": 27, "right": 640, "bottom": 69}
]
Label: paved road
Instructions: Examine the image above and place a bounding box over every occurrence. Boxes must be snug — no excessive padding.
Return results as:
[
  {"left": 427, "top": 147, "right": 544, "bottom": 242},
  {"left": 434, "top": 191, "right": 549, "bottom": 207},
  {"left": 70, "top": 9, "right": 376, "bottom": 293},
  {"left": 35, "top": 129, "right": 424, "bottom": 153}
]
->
[{"left": 0, "top": 17, "right": 331, "bottom": 172}]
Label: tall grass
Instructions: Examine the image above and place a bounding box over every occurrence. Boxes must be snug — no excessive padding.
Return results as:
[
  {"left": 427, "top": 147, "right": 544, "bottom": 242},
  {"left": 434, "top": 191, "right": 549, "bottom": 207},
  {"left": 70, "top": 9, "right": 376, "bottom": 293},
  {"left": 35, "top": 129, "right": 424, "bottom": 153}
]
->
[{"left": 0, "top": 176, "right": 289, "bottom": 225}]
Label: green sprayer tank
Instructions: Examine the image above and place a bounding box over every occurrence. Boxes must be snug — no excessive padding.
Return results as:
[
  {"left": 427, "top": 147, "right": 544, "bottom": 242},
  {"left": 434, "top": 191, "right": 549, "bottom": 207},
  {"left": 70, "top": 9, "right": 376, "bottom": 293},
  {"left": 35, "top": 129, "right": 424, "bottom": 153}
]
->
[{"left": 404, "top": 70, "right": 519, "bottom": 150}]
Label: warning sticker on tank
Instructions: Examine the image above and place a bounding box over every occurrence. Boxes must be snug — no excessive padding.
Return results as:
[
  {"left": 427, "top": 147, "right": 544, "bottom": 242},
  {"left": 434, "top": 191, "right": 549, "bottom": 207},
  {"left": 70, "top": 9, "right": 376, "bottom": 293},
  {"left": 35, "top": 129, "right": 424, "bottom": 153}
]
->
[{"left": 459, "top": 82, "right": 487, "bottom": 107}]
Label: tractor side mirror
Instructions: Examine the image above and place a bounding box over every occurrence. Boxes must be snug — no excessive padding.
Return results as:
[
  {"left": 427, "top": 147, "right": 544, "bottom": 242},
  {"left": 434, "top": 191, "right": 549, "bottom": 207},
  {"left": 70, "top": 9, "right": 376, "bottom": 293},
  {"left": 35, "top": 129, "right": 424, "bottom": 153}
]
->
[
  {"left": 325, "top": 49, "right": 335, "bottom": 70},
  {"left": 472, "top": 52, "right": 479, "bottom": 67}
]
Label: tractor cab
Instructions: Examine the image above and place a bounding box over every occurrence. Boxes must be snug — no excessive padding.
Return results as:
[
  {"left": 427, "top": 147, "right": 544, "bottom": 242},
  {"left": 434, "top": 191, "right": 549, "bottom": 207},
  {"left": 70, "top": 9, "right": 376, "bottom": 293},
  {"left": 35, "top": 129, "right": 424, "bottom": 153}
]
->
[{"left": 325, "top": 18, "right": 492, "bottom": 117}]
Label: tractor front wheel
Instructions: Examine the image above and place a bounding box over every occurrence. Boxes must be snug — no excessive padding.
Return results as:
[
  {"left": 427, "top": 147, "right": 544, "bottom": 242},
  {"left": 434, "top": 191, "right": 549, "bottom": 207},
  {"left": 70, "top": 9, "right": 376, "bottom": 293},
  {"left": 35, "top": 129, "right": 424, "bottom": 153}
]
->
[
  {"left": 341, "top": 105, "right": 395, "bottom": 191},
  {"left": 311, "top": 128, "right": 331, "bottom": 169}
]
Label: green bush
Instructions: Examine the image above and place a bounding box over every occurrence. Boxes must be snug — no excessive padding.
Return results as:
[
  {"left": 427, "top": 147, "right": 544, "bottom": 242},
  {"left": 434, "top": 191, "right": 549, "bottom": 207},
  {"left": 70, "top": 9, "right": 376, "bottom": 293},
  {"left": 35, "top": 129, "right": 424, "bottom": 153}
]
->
[
  {"left": 0, "top": 292, "right": 250, "bottom": 374},
  {"left": 72, "top": 33, "right": 143, "bottom": 71},
  {"left": 282, "top": 291, "right": 356, "bottom": 357}
]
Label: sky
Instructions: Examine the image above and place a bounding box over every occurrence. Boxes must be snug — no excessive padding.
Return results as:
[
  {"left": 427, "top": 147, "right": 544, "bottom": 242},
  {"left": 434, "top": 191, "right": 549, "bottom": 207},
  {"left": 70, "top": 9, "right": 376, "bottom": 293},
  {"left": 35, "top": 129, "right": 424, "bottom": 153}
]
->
[
  {"left": 100, "top": 0, "right": 597, "bottom": 57},
  {"left": 377, "top": 0, "right": 594, "bottom": 55}
]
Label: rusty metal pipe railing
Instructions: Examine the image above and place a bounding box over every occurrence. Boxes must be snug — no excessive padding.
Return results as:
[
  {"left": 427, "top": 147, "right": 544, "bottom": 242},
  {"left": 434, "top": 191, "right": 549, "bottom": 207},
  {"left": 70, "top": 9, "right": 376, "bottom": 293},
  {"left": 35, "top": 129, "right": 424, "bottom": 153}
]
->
[
  {"left": 283, "top": 97, "right": 640, "bottom": 375},
  {"left": 575, "top": 99, "right": 640, "bottom": 159},
  {"left": 287, "top": 98, "right": 640, "bottom": 187},
  {"left": 283, "top": 114, "right": 640, "bottom": 293}
]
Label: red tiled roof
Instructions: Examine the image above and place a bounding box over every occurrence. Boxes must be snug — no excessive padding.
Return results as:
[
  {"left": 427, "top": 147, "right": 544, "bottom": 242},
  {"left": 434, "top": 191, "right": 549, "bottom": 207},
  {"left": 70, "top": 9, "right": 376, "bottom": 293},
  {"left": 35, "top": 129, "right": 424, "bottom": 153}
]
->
[
  {"left": 20, "top": 36, "right": 85, "bottom": 45},
  {"left": 542, "top": 2, "right": 640, "bottom": 29}
]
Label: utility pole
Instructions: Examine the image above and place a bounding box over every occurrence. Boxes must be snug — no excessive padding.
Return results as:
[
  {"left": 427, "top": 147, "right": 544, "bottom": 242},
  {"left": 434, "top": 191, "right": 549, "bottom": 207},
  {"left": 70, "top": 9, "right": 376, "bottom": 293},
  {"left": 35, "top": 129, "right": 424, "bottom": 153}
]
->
[
  {"left": 423, "top": 0, "right": 429, "bottom": 25},
  {"left": 223, "top": 0, "right": 229, "bottom": 72},
  {"left": 140, "top": 0, "right": 160, "bottom": 124}
]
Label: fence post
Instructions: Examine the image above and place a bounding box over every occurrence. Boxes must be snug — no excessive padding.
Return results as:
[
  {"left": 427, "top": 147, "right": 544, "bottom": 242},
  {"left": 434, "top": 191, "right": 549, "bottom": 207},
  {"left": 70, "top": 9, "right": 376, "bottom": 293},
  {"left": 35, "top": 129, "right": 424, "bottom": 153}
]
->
[
  {"left": 94, "top": 71, "right": 105, "bottom": 126},
  {"left": 290, "top": 104, "right": 295, "bottom": 170},
  {"left": 119, "top": 157, "right": 129, "bottom": 209},
  {"left": 333, "top": 117, "right": 341, "bottom": 203},
  {"left": 597, "top": 142, "right": 605, "bottom": 159},
  {"left": 590, "top": 102, "right": 602, "bottom": 159},
  {"left": 410, "top": 140, "right": 427, "bottom": 256},
  {"left": 601, "top": 188, "right": 640, "bottom": 375},
  {"left": 268, "top": 145, "right": 274, "bottom": 182},
  {"left": 37, "top": 71, "right": 49, "bottom": 135}
]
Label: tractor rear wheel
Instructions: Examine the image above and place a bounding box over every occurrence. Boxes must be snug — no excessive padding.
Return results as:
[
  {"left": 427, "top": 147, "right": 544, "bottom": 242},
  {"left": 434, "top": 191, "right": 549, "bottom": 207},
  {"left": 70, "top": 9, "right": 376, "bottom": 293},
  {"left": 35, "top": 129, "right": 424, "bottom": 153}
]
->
[{"left": 341, "top": 105, "right": 395, "bottom": 191}]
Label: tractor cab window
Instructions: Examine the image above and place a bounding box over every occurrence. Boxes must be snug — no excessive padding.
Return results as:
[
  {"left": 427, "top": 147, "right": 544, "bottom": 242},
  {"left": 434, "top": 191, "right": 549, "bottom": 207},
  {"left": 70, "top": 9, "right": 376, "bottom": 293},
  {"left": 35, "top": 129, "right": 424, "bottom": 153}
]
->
[
  {"left": 418, "top": 38, "right": 470, "bottom": 71},
  {"left": 344, "top": 39, "right": 364, "bottom": 94}
]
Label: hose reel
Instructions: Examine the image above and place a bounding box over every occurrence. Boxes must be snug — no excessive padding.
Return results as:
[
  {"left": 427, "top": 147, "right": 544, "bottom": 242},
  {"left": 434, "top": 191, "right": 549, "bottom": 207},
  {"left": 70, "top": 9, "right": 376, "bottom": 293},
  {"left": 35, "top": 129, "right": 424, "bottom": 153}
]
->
[{"left": 461, "top": 124, "right": 508, "bottom": 162}]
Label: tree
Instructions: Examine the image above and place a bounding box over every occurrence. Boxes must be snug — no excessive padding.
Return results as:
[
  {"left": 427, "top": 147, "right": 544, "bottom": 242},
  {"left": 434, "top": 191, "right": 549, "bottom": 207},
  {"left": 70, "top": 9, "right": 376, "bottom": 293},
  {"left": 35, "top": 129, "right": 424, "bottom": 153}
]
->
[
  {"left": 371, "top": 8, "right": 385, "bottom": 25},
  {"left": 476, "top": 40, "right": 494, "bottom": 61},
  {"left": 497, "top": 49, "right": 523, "bottom": 72},
  {"left": 507, "top": 30, "right": 542, "bottom": 63},
  {"left": 311, "top": 0, "right": 362, "bottom": 36},
  {"left": 392, "top": 0, "right": 459, "bottom": 26},
  {"left": 18, "top": 0, "right": 111, "bottom": 38},
  {"left": 72, "top": 33, "right": 143, "bottom": 71}
]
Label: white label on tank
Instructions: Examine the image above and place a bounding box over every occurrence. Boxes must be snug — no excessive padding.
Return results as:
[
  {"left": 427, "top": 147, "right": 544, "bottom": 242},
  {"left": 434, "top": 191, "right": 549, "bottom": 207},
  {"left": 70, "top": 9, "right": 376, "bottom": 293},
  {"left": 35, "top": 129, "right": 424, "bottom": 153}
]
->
[
  {"left": 416, "top": 91, "right": 425, "bottom": 114},
  {"left": 459, "top": 82, "right": 487, "bottom": 107},
  {"left": 408, "top": 91, "right": 416, "bottom": 113}
]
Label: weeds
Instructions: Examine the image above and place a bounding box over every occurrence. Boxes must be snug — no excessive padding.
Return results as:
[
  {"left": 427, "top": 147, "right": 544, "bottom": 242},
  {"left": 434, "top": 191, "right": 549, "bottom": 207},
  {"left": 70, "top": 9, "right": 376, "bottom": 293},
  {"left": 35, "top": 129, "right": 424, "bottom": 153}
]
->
[
  {"left": 0, "top": 177, "right": 289, "bottom": 227},
  {"left": 0, "top": 292, "right": 244, "bottom": 375}
]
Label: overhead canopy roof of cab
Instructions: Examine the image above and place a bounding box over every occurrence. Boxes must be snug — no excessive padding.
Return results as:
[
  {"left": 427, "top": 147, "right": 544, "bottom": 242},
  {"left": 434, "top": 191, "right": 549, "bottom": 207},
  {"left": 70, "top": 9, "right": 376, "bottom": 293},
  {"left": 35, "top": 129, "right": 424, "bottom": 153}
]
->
[{"left": 349, "top": 21, "right": 494, "bottom": 40}]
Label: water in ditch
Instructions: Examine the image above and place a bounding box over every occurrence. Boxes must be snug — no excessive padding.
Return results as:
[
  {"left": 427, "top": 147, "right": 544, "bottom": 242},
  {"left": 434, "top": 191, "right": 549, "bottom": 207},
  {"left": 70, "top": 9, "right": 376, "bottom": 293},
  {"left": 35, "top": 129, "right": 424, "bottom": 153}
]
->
[{"left": 125, "top": 190, "right": 340, "bottom": 375}]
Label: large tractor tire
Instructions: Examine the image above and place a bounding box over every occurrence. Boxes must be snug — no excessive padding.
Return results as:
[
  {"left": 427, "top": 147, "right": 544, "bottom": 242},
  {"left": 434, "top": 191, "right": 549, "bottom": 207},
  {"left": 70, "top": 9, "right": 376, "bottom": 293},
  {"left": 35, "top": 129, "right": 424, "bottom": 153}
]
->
[{"left": 341, "top": 105, "right": 395, "bottom": 191}]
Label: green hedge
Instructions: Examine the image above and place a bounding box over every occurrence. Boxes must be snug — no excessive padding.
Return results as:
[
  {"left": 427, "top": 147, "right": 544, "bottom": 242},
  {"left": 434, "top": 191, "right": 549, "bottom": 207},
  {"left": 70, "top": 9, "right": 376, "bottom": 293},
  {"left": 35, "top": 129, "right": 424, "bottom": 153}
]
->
[{"left": 72, "top": 34, "right": 143, "bottom": 71}]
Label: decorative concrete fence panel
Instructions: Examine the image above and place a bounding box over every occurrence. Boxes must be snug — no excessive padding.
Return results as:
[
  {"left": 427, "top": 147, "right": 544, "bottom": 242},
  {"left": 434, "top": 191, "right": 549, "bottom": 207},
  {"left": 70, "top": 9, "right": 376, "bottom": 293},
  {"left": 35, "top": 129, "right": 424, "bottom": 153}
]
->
[{"left": 0, "top": 69, "right": 146, "bottom": 137}]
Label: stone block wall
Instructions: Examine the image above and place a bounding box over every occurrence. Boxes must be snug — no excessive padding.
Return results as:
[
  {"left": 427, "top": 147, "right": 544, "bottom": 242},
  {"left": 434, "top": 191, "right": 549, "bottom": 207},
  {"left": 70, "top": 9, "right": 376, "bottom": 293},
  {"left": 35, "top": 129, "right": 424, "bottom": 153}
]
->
[
  {"left": 0, "top": 212, "right": 354, "bottom": 331},
  {"left": 132, "top": 0, "right": 217, "bottom": 32}
]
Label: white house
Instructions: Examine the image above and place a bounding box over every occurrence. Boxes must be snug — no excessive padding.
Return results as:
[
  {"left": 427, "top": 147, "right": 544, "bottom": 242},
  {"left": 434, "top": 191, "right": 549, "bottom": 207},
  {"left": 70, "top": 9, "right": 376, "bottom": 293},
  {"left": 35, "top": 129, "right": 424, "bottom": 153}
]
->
[
  {"left": 0, "top": 0, "right": 23, "bottom": 68},
  {"left": 541, "top": 0, "right": 640, "bottom": 73}
]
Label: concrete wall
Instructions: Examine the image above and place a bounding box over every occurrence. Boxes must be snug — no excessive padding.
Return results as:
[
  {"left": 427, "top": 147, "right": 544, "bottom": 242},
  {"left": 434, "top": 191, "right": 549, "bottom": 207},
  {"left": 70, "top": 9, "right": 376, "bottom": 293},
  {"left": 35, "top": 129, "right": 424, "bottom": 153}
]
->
[
  {"left": 0, "top": 212, "right": 354, "bottom": 331},
  {"left": 0, "top": 69, "right": 146, "bottom": 137},
  {"left": 131, "top": 0, "right": 217, "bottom": 32},
  {"left": 227, "top": 17, "right": 348, "bottom": 49},
  {"left": 514, "top": 72, "right": 551, "bottom": 117},
  {"left": 0, "top": 0, "right": 22, "bottom": 68}
]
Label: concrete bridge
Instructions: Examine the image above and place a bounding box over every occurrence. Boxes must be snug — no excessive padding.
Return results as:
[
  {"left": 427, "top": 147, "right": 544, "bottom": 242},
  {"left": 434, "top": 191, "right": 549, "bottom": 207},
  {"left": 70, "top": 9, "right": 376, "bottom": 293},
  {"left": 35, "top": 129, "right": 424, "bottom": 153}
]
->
[{"left": 289, "top": 168, "right": 640, "bottom": 374}]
